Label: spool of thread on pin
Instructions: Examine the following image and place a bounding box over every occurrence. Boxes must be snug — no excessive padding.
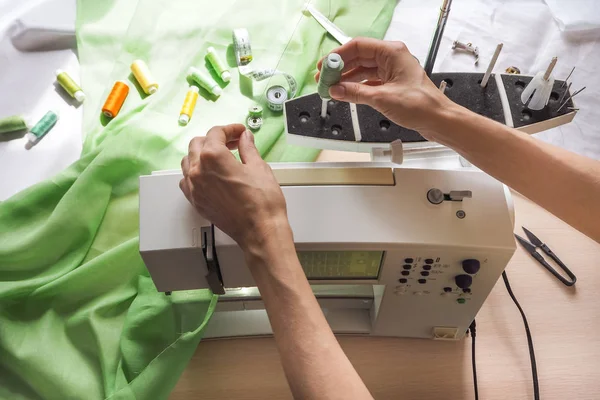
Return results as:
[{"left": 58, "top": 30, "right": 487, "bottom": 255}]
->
[
  {"left": 188, "top": 67, "right": 222, "bottom": 97},
  {"left": 26, "top": 110, "right": 59, "bottom": 149},
  {"left": 206, "top": 47, "right": 231, "bottom": 83},
  {"left": 56, "top": 70, "right": 85, "bottom": 102},
  {"left": 131, "top": 60, "right": 158, "bottom": 95},
  {"left": 318, "top": 53, "right": 344, "bottom": 100},
  {"left": 102, "top": 81, "right": 130, "bottom": 118},
  {"left": 179, "top": 86, "right": 200, "bottom": 125},
  {"left": 0, "top": 115, "right": 31, "bottom": 135}
]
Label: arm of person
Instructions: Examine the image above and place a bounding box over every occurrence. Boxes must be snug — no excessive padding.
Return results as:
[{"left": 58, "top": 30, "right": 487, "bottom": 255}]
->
[
  {"left": 432, "top": 104, "right": 600, "bottom": 241},
  {"left": 322, "top": 37, "right": 600, "bottom": 243},
  {"left": 180, "top": 125, "right": 373, "bottom": 400}
]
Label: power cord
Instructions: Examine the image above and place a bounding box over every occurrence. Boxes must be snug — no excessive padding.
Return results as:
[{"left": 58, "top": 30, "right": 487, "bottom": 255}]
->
[
  {"left": 502, "top": 270, "right": 540, "bottom": 400},
  {"left": 469, "top": 320, "right": 478, "bottom": 400}
]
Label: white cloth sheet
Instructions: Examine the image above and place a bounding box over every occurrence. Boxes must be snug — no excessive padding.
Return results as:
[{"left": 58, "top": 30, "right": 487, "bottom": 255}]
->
[{"left": 1, "top": 0, "right": 599, "bottom": 200}]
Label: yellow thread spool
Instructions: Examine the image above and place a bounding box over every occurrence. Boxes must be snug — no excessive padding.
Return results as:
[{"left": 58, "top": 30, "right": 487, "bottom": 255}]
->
[
  {"left": 179, "top": 86, "right": 199, "bottom": 125},
  {"left": 130, "top": 60, "right": 158, "bottom": 95}
]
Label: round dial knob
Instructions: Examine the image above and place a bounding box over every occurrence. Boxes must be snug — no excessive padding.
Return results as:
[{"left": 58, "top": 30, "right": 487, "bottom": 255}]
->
[
  {"left": 462, "top": 259, "right": 481, "bottom": 274},
  {"left": 455, "top": 274, "right": 473, "bottom": 289}
]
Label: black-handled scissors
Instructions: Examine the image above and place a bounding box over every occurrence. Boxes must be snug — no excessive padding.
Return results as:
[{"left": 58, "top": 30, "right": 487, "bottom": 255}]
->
[{"left": 514, "top": 226, "right": 577, "bottom": 286}]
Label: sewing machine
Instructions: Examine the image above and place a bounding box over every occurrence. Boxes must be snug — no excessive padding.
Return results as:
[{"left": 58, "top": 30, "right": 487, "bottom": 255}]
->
[{"left": 139, "top": 151, "right": 516, "bottom": 340}]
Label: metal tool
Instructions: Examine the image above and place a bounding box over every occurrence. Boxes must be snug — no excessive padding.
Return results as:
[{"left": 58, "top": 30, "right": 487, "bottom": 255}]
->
[
  {"left": 424, "top": 0, "right": 453, "bottom": 76},
  {"left": 305, "top": 4, "right": 352, "bottom": 45},
  {"left": 515, "top": 227, "right": 576, "bottom": 286},
  {"left": 452, "top": 40, "right": 479, "bottom": 64},
  {"left": 558, "top": 82, "right": 572, "bottom": 104},
  {"left": 556, "top": 86, "right": 586, "bottom": 112},
  {"left": 561, "top": 66, "right": 575, "bottom": 89}
]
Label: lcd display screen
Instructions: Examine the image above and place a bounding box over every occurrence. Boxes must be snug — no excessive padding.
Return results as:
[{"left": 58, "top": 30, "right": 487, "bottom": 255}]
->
[{"left": 297, "top": 251, "right": 384, "bottom": 279}]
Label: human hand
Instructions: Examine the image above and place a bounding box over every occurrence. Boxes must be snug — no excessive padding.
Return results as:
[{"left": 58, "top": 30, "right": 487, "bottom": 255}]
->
[
  {"left": 315, "top": 37, "right": 454, "bottom": 139},
  {"left": 180, "top": 124, "right": 291, "bottom": 252}
]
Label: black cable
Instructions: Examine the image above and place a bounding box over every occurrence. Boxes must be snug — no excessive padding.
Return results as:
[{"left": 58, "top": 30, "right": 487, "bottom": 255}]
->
[
  {"left": 502, "top": 270, "right": 540, "bottom": 400},
  {"left": 469, "top": 320, "right": 478, "bottom": 400}
]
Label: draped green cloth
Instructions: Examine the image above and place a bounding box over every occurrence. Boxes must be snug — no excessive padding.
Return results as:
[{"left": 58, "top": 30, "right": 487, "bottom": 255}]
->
[{"left": 0, "top": 0, "right": 395, "bottom": 398}]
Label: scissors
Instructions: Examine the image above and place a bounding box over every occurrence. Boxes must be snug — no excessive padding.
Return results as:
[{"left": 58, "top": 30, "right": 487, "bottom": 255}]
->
[{"left": 514, "top": 227, "right": 577, "bottom": 286}]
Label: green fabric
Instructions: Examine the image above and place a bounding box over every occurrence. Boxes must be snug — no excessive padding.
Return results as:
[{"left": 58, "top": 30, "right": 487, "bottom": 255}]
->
[{"left": 0, "top": 0, "right": 395, "bottom": 399}]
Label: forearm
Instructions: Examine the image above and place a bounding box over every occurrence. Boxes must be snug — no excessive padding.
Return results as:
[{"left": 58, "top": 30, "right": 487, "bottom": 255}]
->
[
  {"left": 243, "top": 222, "right": 373, "bottom": 400},
  {"left": 430, "top": 103, "right": 600, "bottom": 242}
]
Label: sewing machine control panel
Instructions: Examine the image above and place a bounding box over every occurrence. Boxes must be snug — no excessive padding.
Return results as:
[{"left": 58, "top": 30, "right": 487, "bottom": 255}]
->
[{"left": 392, "top": 256, "right": 481, "bottom": 302}]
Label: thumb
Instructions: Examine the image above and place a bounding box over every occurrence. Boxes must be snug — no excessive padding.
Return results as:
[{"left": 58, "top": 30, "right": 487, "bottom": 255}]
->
[
  {"left": 329, "top": 82, "right": 378, "bottom": 105},
  {"left": 238, "top": 130, "right": 262, "bottom": 165}
]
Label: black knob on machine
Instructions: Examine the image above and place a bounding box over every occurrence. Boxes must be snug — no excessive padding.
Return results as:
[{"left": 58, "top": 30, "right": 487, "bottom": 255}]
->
[
  {"left": 462, "top": 259, "right": 481, "bottom": 274},
  {"left": 455, "top": 274, "right": 473, "bottom": 289}
]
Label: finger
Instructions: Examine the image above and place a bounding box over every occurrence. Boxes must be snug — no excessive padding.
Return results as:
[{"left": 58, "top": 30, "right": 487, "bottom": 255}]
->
[
  {"left": 325, "top": 38, "right": 381, "bottom": 66},
  {"left": 188, "top": 136, "right": 205, "bottom": 167},
  {"left": 226, "top": 140, "right": 240, "bottom": 151},
  {"left": 316, "top": 57, "right": 377, "bottom": 81},
  {"left": 340, "top": 67, "right": 380, "bottom": 83},
  {"left": 181, "top": 155, "right": 190, "bottom": 176},
  {"left": 329, "top": 82, "right": 378, "bottom": 105},
  {"left": 179, "top": 178, "right": 192, "bottom": 202},
  {"left": 238, "top": 130, "right": 262, "bottom": 165},
  {"left": 205, "top": 124, "right": 247, "bottom": 146}
]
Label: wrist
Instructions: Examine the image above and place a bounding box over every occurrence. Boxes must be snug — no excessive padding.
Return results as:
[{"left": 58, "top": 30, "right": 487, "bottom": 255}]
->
[
  {"left": 241, "top": 215, "right": 295, "bottom": 260},
  {"left": 418, "top": 98, "right": 466, "bottom": 144}
]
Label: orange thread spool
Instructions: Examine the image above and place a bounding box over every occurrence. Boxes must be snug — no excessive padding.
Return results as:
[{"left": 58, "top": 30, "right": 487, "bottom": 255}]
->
[{"left": 102, "top": 81, "right": 130, "bottom": 118}]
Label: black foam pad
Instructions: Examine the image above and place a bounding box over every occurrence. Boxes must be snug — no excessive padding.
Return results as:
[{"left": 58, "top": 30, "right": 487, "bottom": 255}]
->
[
  {"left": 285, "top": 97, "right": 356, "bottom": 142},
  {"left": 501, "top": 75, "right": 572, "bottom": 128}
]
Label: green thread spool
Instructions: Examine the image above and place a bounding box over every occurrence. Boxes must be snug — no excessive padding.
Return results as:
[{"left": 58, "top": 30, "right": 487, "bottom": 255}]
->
[
  {"left": 317, "top": 53, "right": 344, "bottom": 99},
  {"left": 248, "top": 104, "right": 263, "bottom": 118},
  {"left": 0, "top": 115, "right": 30, "bottom": 135},
  {"left": 206, "top": 47, "right": 231, "bottom": 82},
  {"left": 26, "top": 110, "right": 59, "bottom": 148},
  {"left": 188, "top": 67, "right": 222, "bottom": 96},
  {"left": 56, "top": 69, "right": 85, "bottom": 102}
]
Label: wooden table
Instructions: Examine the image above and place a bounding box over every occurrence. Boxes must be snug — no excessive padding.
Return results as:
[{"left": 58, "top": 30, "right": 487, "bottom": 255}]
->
[{"left": 171, "top": 151, "right": 600, "bottom": 400}]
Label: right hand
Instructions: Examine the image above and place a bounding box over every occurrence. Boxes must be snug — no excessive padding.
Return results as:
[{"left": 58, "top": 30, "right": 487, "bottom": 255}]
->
[
  {"left": 180, "top": 125, "right": 291, "bottom": 253},
  {"left": 315, "top": 37, "right": 453, "bottom": 139}
]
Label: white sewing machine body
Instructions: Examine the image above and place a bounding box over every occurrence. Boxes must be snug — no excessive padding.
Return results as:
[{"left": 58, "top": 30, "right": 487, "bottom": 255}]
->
[{"left": 139, "top": 157, "right": 516, "bottom": 340}]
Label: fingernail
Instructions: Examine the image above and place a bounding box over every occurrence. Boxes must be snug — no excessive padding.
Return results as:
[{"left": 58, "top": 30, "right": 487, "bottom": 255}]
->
[
  {"left": 245, "top": 129, "right": 255, "bottom": 143},
  {"left": 329, "top": 84, "right": 345, "bottom": 99}
]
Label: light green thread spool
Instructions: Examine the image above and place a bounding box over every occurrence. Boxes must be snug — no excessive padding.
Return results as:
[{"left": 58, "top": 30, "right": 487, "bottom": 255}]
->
[
  {"left": 248, "top": 104, "right": 263, "bottom": 118},
  {"left": 0, "top": 115, "right": 30, "bottom": 135},
  {"left": 56, "top": 70, "right": 85, "bottom": 102},
  {"left": 206, "top": 47, "right": 231, "bottom": 82},
  {"left": 188, "top": 67, "right": 222, "bottom": 96},
  {"left": 26, "top": 110, "right": 59, "bottom": 147},
  {"left": 317, "top": 53, "right": 344, "bottom": 99}
]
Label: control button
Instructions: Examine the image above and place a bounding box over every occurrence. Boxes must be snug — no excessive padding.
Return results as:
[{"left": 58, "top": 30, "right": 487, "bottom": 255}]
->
[
  {"left": 427, "top": 188, "right": 444, "bottom": 205},
  {"left": 457, "top": 298, "right": 466, "bottom": 304},
  {"left": 401, "top": 271, "right": 410, "bottom": 276},
  {"left": 398, "top": 278, "right": 408, "bottom": 283},
  {"left": 463, "top": 288, "right": 471, "bottom": 294},
  {"left": 421, "top": 271, "right": 430, "bottom": 277},
  {"left": 403, "top": 264, "right": 412, "bottom": 270},
  {"left": 404, "top": 258, "right": 414, "bottom": 264},
  {"left": 425, "top": 259, "right": 434, "bottom": 264},
  {"left": 462, "top": 259, "right": 481, "bottom": 274},
  {"left": 418, "top": 279, "right": 427, "bottom": 284},
  {"left": 423, "top": 265, "right": 432, "bottom": 271},
  {"left": 455, "top": 274, "right": 473, "bottom": 289},
  {"left": 443, "top": 287, "right": 453, "bottom": 293}
]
